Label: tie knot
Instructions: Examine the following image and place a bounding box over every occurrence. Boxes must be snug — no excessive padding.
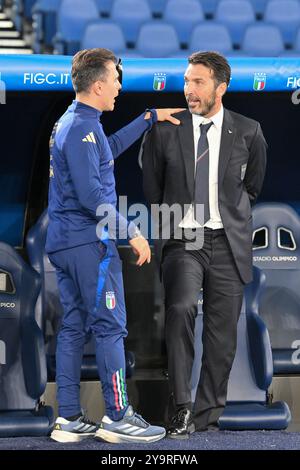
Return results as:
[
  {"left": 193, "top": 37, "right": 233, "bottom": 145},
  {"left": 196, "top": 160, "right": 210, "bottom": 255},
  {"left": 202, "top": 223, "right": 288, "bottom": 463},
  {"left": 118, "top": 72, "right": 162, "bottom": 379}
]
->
[{"left": 200, "top": 122, "right": 213, "bottom": 134}]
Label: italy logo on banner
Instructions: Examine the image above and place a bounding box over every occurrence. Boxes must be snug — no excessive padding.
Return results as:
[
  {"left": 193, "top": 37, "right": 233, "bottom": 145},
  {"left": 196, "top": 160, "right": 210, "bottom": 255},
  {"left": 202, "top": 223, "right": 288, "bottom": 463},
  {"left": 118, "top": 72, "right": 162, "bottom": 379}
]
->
[
  {"left": 253, "top": 72, "right": 267, "bottom": 91},
  {"left": 153, "top": 73, "right": 166, "bottom": 91},
  {"left": 106, "top": 291, "right": 116, "bottom": 310}
]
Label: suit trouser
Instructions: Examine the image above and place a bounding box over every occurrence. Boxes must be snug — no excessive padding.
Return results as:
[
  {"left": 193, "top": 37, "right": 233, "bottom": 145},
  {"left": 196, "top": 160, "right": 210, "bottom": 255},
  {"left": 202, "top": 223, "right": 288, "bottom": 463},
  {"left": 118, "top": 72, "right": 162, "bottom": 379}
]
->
[
  {"left": 162, "top": 228, "right": 244, "bottom": 430},
  {"left": 48, "top": 240, "right": 128, "bottom": 421}
]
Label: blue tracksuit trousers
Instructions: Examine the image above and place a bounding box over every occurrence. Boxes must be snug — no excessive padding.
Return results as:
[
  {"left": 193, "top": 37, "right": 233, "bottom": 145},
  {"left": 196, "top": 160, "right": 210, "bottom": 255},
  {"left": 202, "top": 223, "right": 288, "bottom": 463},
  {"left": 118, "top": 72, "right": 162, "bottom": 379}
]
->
[{"left": 48, "top": 239, "right": 128, "bottom": 421}]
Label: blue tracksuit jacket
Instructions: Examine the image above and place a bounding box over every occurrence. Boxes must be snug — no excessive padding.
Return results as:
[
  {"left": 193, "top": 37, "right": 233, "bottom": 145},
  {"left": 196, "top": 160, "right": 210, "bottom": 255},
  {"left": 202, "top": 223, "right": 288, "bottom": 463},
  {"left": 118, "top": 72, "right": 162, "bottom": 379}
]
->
[{"left": 46, "top": 100, "right": 156, "bottom": 253}]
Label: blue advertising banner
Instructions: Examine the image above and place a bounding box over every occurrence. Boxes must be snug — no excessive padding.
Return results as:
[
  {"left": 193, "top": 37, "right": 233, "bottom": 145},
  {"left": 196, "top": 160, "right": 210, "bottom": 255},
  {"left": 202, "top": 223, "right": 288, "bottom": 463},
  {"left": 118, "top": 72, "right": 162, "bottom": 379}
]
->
[{"left": 0, "top": 55, "right": 300, "bottom": 92}]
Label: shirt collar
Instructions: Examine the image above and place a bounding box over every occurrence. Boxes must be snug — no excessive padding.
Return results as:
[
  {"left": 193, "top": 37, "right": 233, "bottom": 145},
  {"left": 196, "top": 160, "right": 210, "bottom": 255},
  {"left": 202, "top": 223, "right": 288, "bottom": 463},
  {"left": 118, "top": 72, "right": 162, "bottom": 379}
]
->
[
  {"left": 192, "top": 105, "right": 224, "bottom": 131},
  {"left": 73, "top": 100, "right": 102, "bottom": 119}
]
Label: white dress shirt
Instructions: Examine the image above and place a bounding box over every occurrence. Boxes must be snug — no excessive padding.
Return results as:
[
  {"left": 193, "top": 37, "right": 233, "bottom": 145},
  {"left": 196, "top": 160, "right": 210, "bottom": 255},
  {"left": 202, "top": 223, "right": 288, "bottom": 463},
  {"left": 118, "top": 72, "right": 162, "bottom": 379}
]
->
[{"left": 179, "top": 106, "right": 224, "bottom": 229}]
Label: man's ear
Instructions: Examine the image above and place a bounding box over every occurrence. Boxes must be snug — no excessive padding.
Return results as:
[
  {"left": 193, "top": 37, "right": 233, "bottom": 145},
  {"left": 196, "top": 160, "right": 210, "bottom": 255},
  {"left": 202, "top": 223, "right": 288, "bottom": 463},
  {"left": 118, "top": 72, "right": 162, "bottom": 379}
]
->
[
  {"left": 92, "top": 80, "right": 102, "bottom": 97},
  {"left": 217, "top": 82, "right": 227, "bottom": 98}
]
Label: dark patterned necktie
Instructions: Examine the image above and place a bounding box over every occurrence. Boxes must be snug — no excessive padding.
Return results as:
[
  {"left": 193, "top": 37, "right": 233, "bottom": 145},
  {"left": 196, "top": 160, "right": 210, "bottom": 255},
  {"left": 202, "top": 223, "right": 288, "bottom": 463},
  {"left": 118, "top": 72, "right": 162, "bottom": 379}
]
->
[{"left": 194, "top": 122, "right": 213, "bottom": 224}]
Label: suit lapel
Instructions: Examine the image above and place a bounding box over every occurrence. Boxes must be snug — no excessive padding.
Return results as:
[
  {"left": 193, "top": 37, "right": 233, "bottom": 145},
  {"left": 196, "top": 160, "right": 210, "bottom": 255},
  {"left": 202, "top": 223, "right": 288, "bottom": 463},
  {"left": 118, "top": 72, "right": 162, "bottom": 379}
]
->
[
  {"left": 178, "top": 111, "right": 195, "bottom": 200},
  {"left": 218, "top": 109, "right": 236, "bottom": 186}
]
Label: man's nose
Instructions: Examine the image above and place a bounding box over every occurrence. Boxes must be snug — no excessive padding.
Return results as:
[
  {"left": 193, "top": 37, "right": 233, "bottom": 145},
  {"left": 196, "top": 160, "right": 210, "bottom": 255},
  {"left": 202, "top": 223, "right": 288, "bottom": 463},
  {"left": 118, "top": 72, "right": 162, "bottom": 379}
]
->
[{"left": 186, "top": 89, "right": 196, "bottom": 100}]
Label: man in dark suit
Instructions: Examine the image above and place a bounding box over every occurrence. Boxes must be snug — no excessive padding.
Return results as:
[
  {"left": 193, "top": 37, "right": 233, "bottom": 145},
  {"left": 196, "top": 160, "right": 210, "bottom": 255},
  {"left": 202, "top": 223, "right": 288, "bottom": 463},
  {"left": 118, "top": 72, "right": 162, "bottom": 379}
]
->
[{"left": 142, "top": 51, "right": 267, "bottom": 438}]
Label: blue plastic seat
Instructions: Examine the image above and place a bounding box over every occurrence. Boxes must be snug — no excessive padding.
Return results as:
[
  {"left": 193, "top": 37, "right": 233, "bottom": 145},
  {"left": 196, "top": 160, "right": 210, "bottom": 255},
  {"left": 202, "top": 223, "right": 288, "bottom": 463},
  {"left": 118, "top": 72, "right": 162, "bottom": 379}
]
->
[
  {"left": 54, "top": 0, "right": 99, "bottom": 55},
  {"left": 216, "top": 0, "right": 256, "bottom": 47},
  {"left": 81, "top": 22, "right": 127, "bottom": 53},
  {"left": 252, "top": 202, "right": 300, "bottom": 374},
  {"left": 111, "top": 0, "right": 152, "bottom": 45},
  {"left": 164, "top": 0, "right": 204, "bottom": 45},
  {"left": 242, "top": 24, "right": 285, "bottom": 56},
  {"left": 0, "top": 242, "right": 54, "bottom": 437},
  {"left": 32, "top": 0, "right": 62, "bottom": 52},
  {"left": 215, "top": 0, "right": 269, "bottom": 18},
  {"left": 136, "top": 22, "right": 181, "bottom": 57},
  {"left": 26, "top": 210, "right": 135, "bottom": 381},
  {"left": 81, "top": 22, "right": 140, "bottom": 58},
  {"left": 189, "top": 23, "right": 234, "bottom": 55},
  {"left": 191, "top": 267, "right": 291, "bottom": 429},
  {"left": 265, "top": 0, "right": 300, "bottom": 45}
]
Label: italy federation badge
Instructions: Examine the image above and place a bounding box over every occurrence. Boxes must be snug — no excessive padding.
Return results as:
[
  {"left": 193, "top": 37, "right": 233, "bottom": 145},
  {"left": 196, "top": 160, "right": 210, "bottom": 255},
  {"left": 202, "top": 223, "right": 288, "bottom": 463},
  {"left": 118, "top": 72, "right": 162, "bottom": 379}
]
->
[
  {"left": 106, "top": 291, "right": 116, "bottom": 310},
  {"left": 153, "top": 73, "right": 166, "bottom": 91},
  {"left": 253, "top": 72, "right": 266, "bottom": 91}
]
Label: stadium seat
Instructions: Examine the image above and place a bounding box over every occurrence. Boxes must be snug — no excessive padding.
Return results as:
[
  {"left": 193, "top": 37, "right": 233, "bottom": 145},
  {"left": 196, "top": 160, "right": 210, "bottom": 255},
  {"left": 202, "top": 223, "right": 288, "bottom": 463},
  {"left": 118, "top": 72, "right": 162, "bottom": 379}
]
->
[
  {"left": 81, "top": 22, "right": 142, "bottom": 57},
  {"left": 252, "top": 202, "right": 300, "bottom": 374},
  {"left": 0, "top": 242, "right": 54, "bottom": 437},
  {"left": 199, "top": 0, "right": 269, "bottom": 19},
  {"left": 164, "top": 0, "right": 204, "bottom": 46},
  {"left": 54, "top": 0, "right": 99, "bottom": 55},
  {"left": 265, "top": 0, "right": 300, "bottom": 46},
  {"left": 81, "top": 22, "right": 127, "bottom": 53},
  {"left": 26, "top": 210, "right": 135, "bottom": 381},
  {"left": 216, "top": 0, "right": 256, "bottom": 47},
  {"left": 189, "top": 23, "right": 234, "bottom": 55},
  {"left": 136, "top": 23, "right": 182, "bottom": 58},
  {"left": 32, "top": 0, "right": 62, "bottom": 52},
  {"left": 191, "top": 267, "right": 291, "bottom": 429},
  {"left": 242, "top": 24, "right": 285, "bottom": 56},
  {"left": 111, "top": 0, "right": 152, "bottom": 45}
]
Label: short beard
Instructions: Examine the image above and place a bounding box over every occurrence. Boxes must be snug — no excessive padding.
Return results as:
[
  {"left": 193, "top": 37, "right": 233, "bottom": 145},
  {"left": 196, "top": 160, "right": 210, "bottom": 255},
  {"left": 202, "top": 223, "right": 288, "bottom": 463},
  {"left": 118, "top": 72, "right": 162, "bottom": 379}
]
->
[{"left": 188, "top": 92, "right": 216, "bottom": 117}]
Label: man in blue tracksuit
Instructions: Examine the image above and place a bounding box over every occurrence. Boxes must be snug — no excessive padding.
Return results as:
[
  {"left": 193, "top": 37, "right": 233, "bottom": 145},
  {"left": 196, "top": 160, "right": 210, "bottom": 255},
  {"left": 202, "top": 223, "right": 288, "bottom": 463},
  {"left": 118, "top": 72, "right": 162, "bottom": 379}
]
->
[{"left": 46, "top": 48, "right": 183, "bottom": 444}]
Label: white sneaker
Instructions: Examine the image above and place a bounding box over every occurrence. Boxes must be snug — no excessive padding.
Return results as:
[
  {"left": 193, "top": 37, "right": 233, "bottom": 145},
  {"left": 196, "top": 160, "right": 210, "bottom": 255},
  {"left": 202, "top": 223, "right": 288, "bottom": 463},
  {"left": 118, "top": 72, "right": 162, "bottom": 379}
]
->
[
  {"left": 51, "top": 412, "right": 98, "bottom": 443},
  {"left": 95, "top": 406, "right": 166, "bottom": 444}
]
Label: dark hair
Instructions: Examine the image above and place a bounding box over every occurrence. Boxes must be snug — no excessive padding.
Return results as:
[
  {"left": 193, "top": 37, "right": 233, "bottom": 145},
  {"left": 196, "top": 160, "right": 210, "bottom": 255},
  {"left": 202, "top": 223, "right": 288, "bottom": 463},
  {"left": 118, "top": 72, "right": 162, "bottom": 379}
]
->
[
  {"left": 71, "top": 48, "right": 117, "bottom": 93},
  {"left": 188, "top": 51, "right": 231, "bottom": 87}
]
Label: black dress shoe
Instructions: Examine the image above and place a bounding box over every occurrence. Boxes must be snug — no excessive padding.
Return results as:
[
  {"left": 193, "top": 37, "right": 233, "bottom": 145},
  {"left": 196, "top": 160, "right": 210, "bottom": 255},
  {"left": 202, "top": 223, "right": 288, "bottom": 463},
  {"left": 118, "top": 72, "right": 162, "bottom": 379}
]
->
[{"left": 167, "top": 408, "right": 195, "bottom": 439}]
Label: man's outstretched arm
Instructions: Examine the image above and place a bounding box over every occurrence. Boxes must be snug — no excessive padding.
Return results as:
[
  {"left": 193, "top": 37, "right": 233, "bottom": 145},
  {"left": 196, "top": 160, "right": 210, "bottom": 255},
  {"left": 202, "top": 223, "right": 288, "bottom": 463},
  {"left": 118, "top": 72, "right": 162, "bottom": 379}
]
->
[{"left": 108, "top": 108, "right": 184, "bottom": 159}]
